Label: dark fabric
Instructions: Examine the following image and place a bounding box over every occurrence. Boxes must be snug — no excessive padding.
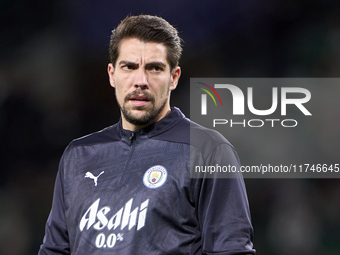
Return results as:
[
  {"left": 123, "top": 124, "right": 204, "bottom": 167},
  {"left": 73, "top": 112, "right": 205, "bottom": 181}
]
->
[{"left": 39, "top": 107, "right": 255, "bottom": 255}]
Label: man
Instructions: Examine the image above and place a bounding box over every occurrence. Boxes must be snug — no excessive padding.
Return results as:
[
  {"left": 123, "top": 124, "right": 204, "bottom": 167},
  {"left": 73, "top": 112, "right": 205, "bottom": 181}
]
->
[{"left": 39, "top": 15, "right": 255, "bottom": 254}]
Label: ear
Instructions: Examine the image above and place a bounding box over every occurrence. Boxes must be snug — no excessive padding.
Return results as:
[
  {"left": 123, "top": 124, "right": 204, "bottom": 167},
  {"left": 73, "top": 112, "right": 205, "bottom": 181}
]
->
[
  {"left": 108, "top": 63, "right": 115, "bottom": 88},
  {"left": 170, "top": 66, "right": 181, "bottom": 91}
]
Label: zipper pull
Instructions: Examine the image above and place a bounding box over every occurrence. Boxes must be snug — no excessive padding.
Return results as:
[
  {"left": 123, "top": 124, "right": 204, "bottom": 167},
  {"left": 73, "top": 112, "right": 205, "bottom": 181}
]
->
[{"left": 129, "top": 133, "right": 134, "bottom": 140}]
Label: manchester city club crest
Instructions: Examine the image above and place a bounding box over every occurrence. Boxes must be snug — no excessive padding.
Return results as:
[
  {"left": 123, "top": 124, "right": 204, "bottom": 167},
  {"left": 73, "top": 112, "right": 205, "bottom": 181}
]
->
[{"left": 143, "top": 165, "right": 168, "bottom": 189}]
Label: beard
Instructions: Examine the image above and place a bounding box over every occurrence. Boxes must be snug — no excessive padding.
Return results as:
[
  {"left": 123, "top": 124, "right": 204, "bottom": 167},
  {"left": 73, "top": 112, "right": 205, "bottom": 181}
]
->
[{"left": 118, "top": 88, "right": 169, "bottom": 127}]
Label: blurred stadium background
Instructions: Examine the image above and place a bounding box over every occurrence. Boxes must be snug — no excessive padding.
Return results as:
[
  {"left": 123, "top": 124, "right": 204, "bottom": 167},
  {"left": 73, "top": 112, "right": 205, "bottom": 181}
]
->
[{"left": 1, "top": 0, "right": 340, "bottom": 254}]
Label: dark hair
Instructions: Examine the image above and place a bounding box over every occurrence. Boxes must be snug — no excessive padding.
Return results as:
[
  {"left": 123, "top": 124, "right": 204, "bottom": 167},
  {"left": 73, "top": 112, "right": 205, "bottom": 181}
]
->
[{"left": 109, "top": 15, "right": 182, "bottom": 70}]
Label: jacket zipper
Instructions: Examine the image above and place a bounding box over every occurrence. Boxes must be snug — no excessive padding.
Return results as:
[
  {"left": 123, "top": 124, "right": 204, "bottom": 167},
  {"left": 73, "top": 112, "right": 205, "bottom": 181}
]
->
[{"left": 119, "top": 132, "right": 136, "bottom": 186}]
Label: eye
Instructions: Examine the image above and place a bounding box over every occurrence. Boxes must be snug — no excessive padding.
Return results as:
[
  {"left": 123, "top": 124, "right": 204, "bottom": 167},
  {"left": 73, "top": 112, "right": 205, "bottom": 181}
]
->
[
  {"left": 120, "top": 62, "right": 138, "bottom": 71},
  {"left": 149, "top": 66, "right": 164, "bottom": 72},
  {"left": 122, "top": 64, "right": 136, "bottom": 70}
]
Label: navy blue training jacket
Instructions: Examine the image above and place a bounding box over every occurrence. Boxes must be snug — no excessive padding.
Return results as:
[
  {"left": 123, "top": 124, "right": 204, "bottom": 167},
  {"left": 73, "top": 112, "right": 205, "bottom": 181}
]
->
[{"left": 39, "top": 107, "right": 255, "bottom": 255}]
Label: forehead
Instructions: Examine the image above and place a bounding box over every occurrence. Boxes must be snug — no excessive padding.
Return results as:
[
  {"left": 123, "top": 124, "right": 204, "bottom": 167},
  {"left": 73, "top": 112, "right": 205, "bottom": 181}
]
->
[{"left": 117, "top": 38, "right": 168, "bottom": 64}]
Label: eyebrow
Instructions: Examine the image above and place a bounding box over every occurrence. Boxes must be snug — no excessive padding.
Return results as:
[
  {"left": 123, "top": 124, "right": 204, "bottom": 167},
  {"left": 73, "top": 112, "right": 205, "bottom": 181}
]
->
[
  {"left": 145, "top": 62, "right": 166, "bottom": 69},
  {"left": 118, "top": 61, "right": 138, "bottom": 67},
  {"left": 118, "top": 61, "right": 167, "bottom": 68}
]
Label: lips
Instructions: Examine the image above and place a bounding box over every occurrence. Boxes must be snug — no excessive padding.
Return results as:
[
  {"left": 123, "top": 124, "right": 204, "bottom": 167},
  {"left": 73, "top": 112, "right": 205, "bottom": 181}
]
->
[
  {"left": 130, "top": 95, "right": 150, "bottom": 101},
  {"left": 128, "top": 94, "right": 151, "bottom": 107}
]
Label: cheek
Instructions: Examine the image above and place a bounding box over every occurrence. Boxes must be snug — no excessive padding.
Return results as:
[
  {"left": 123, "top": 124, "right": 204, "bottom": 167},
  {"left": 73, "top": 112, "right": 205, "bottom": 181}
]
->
[
  {"left": 161, "top": 79, "right": 171, "bottom": 97},
  {"left": 114, "top": 77, "right": 130, "bottom": 101},
  {"left": 114, "top": 86, "right": 126, "bottom": 104},
  {"left": 154, "top": 77, "right": 171, "bottom": 96},
  {"left": 161, "top": 86, "right": 169, "bottom": 98}
]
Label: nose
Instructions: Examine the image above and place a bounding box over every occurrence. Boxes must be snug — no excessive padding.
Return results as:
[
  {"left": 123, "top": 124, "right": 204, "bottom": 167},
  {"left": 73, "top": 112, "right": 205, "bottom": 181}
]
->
[{"left": 134, "top": 68, "right": 148, "bottom": 89}]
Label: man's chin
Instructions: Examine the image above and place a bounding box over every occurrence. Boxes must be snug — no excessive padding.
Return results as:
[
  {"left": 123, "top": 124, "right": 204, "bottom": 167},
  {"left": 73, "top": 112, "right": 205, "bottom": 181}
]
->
[
  {"left": 123, "top": 109, "right": 154, "bottom": 126},
  {"left": 121, "top": 100, "right": 167, "bottom": 127},
  {"left": 129, "top": 111, "right": 148, "bottom": 121}
]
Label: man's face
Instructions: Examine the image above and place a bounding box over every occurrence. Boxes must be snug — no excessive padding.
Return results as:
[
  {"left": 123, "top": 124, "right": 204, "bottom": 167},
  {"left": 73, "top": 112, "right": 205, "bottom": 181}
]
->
[{"left": 108, "top": 38, "right": 181, "bottom": 131}]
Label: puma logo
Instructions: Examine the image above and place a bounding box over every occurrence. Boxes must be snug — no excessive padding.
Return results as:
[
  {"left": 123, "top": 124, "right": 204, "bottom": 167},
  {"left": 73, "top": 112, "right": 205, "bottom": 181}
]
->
[{"left": 85, "top": 171, "right": 105, "bottom": 186}]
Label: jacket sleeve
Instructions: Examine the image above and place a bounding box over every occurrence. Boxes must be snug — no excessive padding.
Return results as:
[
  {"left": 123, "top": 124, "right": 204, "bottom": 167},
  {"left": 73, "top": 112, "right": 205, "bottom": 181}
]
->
[
  {"left": 38, "top": 155, "right": 70, "bottom": 255},
  {"left": 196, "top": 143, "right": 255, "bottom": 255}
]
